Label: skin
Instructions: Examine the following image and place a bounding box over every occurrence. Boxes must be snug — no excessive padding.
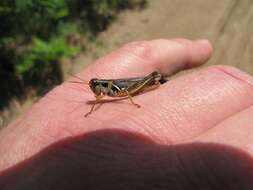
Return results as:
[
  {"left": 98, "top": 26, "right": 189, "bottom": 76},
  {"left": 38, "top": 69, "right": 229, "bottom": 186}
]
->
[{"left": 0, "top": 39, "right": 253, "bottom": 189}]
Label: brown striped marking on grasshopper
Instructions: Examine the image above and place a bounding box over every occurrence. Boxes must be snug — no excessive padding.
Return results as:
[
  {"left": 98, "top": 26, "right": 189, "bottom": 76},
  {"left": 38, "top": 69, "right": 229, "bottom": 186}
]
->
[{"left": 70, "top": 71, "right": 166, "bottom": 117}]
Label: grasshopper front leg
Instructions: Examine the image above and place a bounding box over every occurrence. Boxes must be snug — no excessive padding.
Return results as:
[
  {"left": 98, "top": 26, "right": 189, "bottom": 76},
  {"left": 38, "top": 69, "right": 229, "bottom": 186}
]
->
[{"left": 85, "top": 94, "right": 104, "bottom": 117}]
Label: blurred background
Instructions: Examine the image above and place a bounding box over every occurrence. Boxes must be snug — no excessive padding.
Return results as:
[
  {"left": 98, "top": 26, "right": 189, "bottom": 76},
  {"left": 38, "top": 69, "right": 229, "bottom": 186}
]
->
[{"left": 0, "top": 0, "right": 252, "bottom": 128}]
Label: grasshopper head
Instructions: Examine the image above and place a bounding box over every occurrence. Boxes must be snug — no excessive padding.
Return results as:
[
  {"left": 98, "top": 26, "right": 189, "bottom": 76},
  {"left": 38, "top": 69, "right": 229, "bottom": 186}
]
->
[{"left": 89, "top": 78, "right": 101, "bottom": 95}]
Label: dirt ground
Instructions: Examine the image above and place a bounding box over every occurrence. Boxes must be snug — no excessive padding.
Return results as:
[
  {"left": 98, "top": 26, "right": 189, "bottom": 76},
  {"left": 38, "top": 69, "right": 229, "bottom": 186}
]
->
[
  {"left": 1, "top": 0, "right": 253, "bottom": 128},
  {"left": 73, "top": 0, "right": 253, "bottom": 76}
]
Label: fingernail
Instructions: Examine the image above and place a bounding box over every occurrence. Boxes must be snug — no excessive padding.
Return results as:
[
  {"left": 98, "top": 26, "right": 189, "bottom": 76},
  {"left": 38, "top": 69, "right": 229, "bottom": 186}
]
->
[
  {"left": 196, "top": 39, "right": 213, "bottom": 53},
  {"left": 196, "top": 39, "right": 211, "bottom": 46}
]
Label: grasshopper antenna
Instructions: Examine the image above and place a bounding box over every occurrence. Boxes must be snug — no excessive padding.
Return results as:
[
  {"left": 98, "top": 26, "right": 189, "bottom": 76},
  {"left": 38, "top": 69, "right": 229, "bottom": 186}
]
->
[{"left": 68, "top": 73, "right": 89, "bottom": 85}]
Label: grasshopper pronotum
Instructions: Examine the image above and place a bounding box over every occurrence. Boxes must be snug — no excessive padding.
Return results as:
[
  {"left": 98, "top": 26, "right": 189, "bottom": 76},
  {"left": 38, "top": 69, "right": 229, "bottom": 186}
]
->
[{"left": 70, "top": 71, "right": 166, "bottom": 117}]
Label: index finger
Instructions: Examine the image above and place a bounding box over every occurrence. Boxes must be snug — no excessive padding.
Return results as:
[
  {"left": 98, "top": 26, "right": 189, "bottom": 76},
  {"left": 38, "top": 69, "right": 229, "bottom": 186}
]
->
[{"left": 77, "top": 39, "right": 212, "bottom": 80}]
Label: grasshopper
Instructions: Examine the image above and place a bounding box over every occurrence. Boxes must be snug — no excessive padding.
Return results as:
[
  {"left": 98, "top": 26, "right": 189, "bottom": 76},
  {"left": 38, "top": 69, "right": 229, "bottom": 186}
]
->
[{"left": 70, "top": 71, "right": 166, "bottom": 117}]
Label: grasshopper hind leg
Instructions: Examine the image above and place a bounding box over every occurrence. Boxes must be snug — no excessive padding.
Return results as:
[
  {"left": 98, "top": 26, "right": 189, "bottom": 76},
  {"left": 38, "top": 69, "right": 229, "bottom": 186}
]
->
[
  {"left": 126, "top": 90, "right": 141, "bottom": 108},
  {"left": 125, "top": 81, "right": 161, "bottom": 109}
]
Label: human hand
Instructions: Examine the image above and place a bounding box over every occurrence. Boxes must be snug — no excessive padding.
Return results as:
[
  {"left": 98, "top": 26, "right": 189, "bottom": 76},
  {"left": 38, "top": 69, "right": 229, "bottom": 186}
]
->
[{"left": 1, "top": 39, "right": 253, "bottom": 190}]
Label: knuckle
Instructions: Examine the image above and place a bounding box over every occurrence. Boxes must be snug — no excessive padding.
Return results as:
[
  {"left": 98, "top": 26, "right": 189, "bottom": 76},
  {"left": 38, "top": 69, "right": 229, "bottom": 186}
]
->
[
  {"left": 205, "top": 65, "right": 253, "bottom": 92},
  {"left": 124, "top": 40, "right": 150, "bottom": 49},
  {"left": 123, "top": 41, "right": 154, "bottom": 61}
]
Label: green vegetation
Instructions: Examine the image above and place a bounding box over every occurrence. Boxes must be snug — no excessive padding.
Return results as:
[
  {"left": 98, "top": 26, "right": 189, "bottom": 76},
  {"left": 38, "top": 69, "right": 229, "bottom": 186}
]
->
[
  {"left": 0, "top": 0, "right": 146, "bottom": 109},
  {"left": 16, "top": 37, "right": 79, "bottom": 74}
]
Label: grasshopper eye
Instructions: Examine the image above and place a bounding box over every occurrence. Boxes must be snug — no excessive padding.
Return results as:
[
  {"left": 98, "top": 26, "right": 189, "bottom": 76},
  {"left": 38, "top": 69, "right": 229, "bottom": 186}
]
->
[
  {"left": 89, "top": 79, "right": 98, "bottom": 86},
  {"left": 89, "top": 79, "right": 101, "bottom": 95}
]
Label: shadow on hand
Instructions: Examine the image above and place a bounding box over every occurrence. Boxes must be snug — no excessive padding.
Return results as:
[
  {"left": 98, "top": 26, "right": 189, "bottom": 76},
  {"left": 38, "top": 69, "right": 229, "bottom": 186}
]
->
[{"left": 0, "top": 129, "right": 253, "bottom": 190}]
